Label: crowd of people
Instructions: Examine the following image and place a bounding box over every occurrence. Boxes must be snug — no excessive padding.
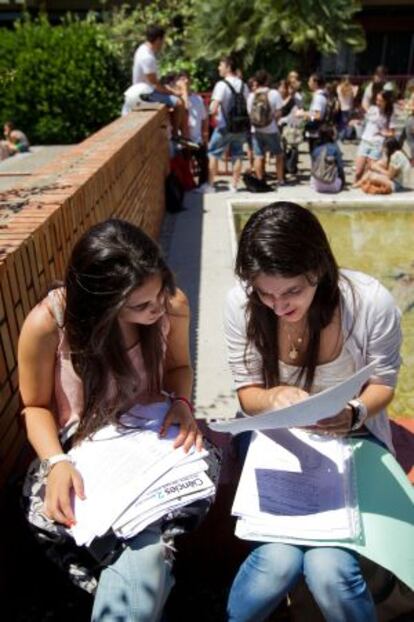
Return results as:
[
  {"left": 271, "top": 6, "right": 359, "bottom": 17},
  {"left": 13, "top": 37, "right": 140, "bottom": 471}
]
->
[{"left": 125, "top": 26, "right": 414, "bottom": 197}]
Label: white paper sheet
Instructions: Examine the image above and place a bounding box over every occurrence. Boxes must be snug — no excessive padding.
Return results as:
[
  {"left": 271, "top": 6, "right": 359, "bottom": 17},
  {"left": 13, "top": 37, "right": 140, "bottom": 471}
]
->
[
  {"left": 208, "top": 362, "right": 376, "bottom": 434},
  {"left": 68, "top": 413, "right": 210, "bottom": 545},
  {"left": 232, "top": 429, "right": 360, "bottom": 541}
]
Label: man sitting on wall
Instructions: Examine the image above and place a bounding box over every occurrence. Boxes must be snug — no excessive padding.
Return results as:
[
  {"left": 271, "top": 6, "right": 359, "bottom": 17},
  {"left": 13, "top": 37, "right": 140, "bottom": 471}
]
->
[{"left": 132, "top": 24, "right": 190, "bottom": 143}]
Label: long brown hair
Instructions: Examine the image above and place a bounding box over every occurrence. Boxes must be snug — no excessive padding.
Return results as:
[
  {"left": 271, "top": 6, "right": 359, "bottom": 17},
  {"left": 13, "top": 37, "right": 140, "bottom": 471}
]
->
[
  {"left": 63, "top": 219, "right": 175, "bottom": 440},
  {"left": 235, "top": 202, "right": 340, "bottom": 391}
]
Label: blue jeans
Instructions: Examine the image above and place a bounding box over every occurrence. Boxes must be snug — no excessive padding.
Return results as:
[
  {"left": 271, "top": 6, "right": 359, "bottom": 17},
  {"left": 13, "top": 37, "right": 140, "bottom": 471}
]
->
[
  {"left": 208, "top": 127, "right": 246, "bottom": 160},
  {"left": 227, "top": 542, "right": 376, "bottom": 622},
  {"left": 146, "top": 90, "right": 180, "bottom": 108},
  {"left": 92, "top": 524, "right": 174, "bottom": 622}
]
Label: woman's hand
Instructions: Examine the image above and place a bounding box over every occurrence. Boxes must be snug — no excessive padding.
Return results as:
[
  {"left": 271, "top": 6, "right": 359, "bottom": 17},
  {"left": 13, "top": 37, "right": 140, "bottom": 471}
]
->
[
  {"left": 43, "top": 462, "right": 85, "bottom": 527},
  {"left": 268, "top": 385, "right": 309, "bottom": 410},
  {"left": 160, "top": 400, "right": 203, "bottom": 453},
  {"left": 314, "top": 406, "right": 353, "bottom": 436}
]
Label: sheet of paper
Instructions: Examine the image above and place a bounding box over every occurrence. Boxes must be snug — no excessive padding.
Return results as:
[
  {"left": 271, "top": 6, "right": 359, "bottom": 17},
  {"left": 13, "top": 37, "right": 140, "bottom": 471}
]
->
[
  {"left": 208, "top": 362, "right": 376, "bottom": 434},
  {"left": 232, "top": 429, "right": 360, "bottom": 541},
  {"left": 235, "top": 438, "right": 414, "bottom": 590},
  {"left": 68, "top": 421, "right": 209, "bottom": 545},
  {"left": 114, "top": 471, "right": 215, "bottom": 538},
  {"left": 115, "top": 487, "right": 215, "bottom": 540},
  {"left": 114, "top": 468, "right": 212, "bottom": 530}
]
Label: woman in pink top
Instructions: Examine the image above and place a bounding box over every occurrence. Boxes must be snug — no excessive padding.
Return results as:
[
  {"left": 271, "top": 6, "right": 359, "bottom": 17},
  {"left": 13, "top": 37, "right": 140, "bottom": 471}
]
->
[{"left": 18, "top": 218, "right": 202, "bottom": 621}]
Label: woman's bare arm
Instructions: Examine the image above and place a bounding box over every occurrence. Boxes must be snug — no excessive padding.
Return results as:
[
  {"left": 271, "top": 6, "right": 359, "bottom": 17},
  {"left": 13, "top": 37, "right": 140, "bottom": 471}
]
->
[
  {"left": 162, "top": 289, "right": 201, "bottom": 450},
  {"left": 18, "top": 303, "right": 84, "bottom": 525}
]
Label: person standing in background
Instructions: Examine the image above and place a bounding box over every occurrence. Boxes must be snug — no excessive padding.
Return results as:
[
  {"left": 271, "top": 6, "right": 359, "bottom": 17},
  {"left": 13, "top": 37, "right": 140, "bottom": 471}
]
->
[
  {"left": 175, "top": 71, "right": 210, "bottom": 191},
  {"left": 208, "top": 56, "right": 250, "bottom": 193},
  {"left": 247, "top": 70, "right": 284, "bottom": 185}
]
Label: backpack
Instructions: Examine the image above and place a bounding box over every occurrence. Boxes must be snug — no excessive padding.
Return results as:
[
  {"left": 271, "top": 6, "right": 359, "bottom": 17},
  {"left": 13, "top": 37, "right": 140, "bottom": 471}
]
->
[
  {"left": 242, "top": 172, "right": 273, "bottom": 193},
  {"left": 223, "top": 79, "right": 250, "bottom": 133},
  {"left": 311, "top": 146, "right": 338, "bottom": 184},
  {"left": 250, "top": 90, "right": 273, "bottom": 128},
  {"left": 165, "top": 172, "right": 185, "bottom": 213}
]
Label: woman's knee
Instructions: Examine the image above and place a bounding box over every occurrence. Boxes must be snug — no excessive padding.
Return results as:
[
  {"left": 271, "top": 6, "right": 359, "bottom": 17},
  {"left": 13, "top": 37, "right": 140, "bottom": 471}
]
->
[
  {"left": 92, "top": 530, "right": 174, "bottom": 622},
  {"left": 304, "top": 547, "right": 366, "bottom": 597},
  {"left": 240, "top": 543, "right": 303, "bottom": 589}
]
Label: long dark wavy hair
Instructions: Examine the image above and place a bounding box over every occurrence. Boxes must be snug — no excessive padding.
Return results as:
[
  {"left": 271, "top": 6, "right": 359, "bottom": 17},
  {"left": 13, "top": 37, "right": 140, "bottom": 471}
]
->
[
  {"left": 61, "top": 219, "right": 175, "bottom": 441},
  {"left": 235, "top": 202, "right": 340, "bottom": 391}
]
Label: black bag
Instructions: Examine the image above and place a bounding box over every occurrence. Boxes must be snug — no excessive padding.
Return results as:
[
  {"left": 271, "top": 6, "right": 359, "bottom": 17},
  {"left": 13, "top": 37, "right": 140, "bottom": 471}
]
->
[
  {"left": 223, "top": 79, "right": 250, "bottom": 134},
  {"left": 242, "top": 172, "right": 273, "bottom": 193},
  {"left": 22, "top": 420, "right": 222, "bottom": 594},
  {"left": 311, "top": 146, "right": 338, "bottom": 184},
  {"left": 284, "top": 144, "right": 299, "bottom": 175},
  {"left": 165, "top": 172, "right": 185, "bottom": 213}
]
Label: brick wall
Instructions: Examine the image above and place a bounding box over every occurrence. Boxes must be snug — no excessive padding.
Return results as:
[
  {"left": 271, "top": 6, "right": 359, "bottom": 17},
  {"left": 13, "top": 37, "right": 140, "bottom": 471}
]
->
[{"left": 0, "top": 107, "right": 169, "bottom": 488}]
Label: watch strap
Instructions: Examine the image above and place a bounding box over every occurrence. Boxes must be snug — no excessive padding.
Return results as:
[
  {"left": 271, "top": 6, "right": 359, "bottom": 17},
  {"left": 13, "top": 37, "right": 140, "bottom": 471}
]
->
[
  {"left": 41, "top": 453, "right": 73, "bottom": 477},
  {"left": 348, "top": 399, "right": 368, "bottom": 430}
]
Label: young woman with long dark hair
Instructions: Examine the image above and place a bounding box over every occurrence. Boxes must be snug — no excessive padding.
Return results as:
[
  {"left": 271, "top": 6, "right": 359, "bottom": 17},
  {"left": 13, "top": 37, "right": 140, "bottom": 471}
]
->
[
  {"left": 225, "top": 202, "right": 403, "bottom": 622},
  {"left": 18, "top": 218, "right": 202, "bottom": 621},
  {"left": 355, "top": 89, "right": 396, "bottom": 181}
]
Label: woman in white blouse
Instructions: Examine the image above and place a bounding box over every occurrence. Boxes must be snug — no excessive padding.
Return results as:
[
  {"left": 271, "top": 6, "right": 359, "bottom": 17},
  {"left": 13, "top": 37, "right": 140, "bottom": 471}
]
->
[{"left": 225, "top": 202, "right": 402, "bottom": 622}]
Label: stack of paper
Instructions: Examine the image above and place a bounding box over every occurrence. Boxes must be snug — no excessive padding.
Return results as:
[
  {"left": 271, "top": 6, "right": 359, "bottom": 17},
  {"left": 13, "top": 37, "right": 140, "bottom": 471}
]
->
[
  {"left": 207, "top": 365, "right": 378, "bottom": 545},
  {"left": 232, "top": 429, "right": 361, "bottom": 543},
  {"left": 67, "top": 402, "right": 215, "bottom": 546}
]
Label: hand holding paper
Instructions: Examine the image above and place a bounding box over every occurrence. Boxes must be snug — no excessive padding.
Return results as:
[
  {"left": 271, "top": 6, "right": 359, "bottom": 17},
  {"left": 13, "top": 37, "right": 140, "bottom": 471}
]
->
[{"left": 208, "top": 362, "right": 376, "bottom": 435}]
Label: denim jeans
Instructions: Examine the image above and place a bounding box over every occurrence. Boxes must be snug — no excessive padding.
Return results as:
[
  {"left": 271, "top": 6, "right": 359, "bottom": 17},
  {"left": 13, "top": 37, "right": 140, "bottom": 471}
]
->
[
  {"left": 92, "top": 523, "right": 174, "bottom": 622},
  {"left": 227, "top": 542, "right": 376, "bottom": 622}
]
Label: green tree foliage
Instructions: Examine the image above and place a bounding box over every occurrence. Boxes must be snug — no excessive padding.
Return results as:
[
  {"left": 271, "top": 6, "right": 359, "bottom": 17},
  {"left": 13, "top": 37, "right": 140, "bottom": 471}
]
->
[
  {"left": 0, "top": 15, "right": 124, "bottom": 144},
  {"left": 190, "top": 0, "right": 365, "bottom": 73}
]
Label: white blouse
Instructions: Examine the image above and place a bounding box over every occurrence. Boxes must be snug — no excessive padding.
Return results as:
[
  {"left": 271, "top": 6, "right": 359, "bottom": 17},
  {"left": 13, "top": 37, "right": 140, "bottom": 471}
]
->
[{"left": 224, "top": 270, "right": 402, "bottom": 454}]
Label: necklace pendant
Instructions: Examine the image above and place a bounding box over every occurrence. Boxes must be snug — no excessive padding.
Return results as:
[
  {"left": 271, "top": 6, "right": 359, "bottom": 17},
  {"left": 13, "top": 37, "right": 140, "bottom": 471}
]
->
[{"left": 289, "top": 346, "right": 299, "bottom": 361}]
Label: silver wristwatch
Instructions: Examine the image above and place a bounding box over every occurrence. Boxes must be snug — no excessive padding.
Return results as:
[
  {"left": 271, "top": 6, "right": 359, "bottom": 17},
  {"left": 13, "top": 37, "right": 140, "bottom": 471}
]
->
[
  {"left": 348, "top": 399, "right": 368, "bottom": 431},
  {"left": 39, "top": 453, "right": 73, "bottom": 478}
]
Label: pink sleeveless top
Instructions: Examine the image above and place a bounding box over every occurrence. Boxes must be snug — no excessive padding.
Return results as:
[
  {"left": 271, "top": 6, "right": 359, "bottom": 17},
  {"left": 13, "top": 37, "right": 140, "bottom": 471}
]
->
[{"left": 46, "top": 289, "right": 170, "bottom": 431}]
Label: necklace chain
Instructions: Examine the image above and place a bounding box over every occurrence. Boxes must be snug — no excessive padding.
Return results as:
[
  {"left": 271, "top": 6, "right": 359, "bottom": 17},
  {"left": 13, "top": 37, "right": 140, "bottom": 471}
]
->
[{"left": 285, "top": 324, "right": 307, "bottom": 362}]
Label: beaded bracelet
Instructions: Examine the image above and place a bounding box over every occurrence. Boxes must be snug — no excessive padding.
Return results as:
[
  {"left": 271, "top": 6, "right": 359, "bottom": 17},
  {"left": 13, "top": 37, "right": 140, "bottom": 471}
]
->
[{"left": 171, "top": 395, "right": 195, "bottom": 415}]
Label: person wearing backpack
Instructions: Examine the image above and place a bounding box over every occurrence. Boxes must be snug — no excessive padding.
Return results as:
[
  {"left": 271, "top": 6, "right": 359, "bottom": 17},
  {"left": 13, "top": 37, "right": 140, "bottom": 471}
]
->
[
  {"left": 310, "top": 124, "right": 345, "bottom": 193},
  {"left": 208, "top": 56, "right": 250, "bottom": 192},
  {"left": 247, "top": 70, "right": 285, "bottom": 185},
  {"left": 296, "top": 73, "right": 328, "bottom": 153}
]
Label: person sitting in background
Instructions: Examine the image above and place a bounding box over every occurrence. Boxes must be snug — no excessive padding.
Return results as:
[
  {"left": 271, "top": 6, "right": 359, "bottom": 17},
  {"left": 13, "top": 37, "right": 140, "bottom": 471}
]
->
[
  {"left": 354, "top": 90, "right": 396, "bottom": 182},
  {"left": 1, "top": 121, "right": 29, "bottom": 160},
  {"left": 310, "top": 123, "right": 345, "bottom": 193},
  {"left": 132, "top": 25, "right": 189, "bottom": 144},
  {"left": 355, "top": 137, "right": 411, "bottom": 194},
  {"left": 175, "top": 71, "right": 210, "bottom": 192},
  {"left": 247, "top": 70, "right": 284, "bottom": 185}
]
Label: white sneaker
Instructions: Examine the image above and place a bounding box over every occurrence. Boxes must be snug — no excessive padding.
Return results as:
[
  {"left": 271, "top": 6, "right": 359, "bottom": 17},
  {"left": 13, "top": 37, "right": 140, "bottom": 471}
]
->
[{"left": 194, "top": 182, "right": 215, "bottom": 194}]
